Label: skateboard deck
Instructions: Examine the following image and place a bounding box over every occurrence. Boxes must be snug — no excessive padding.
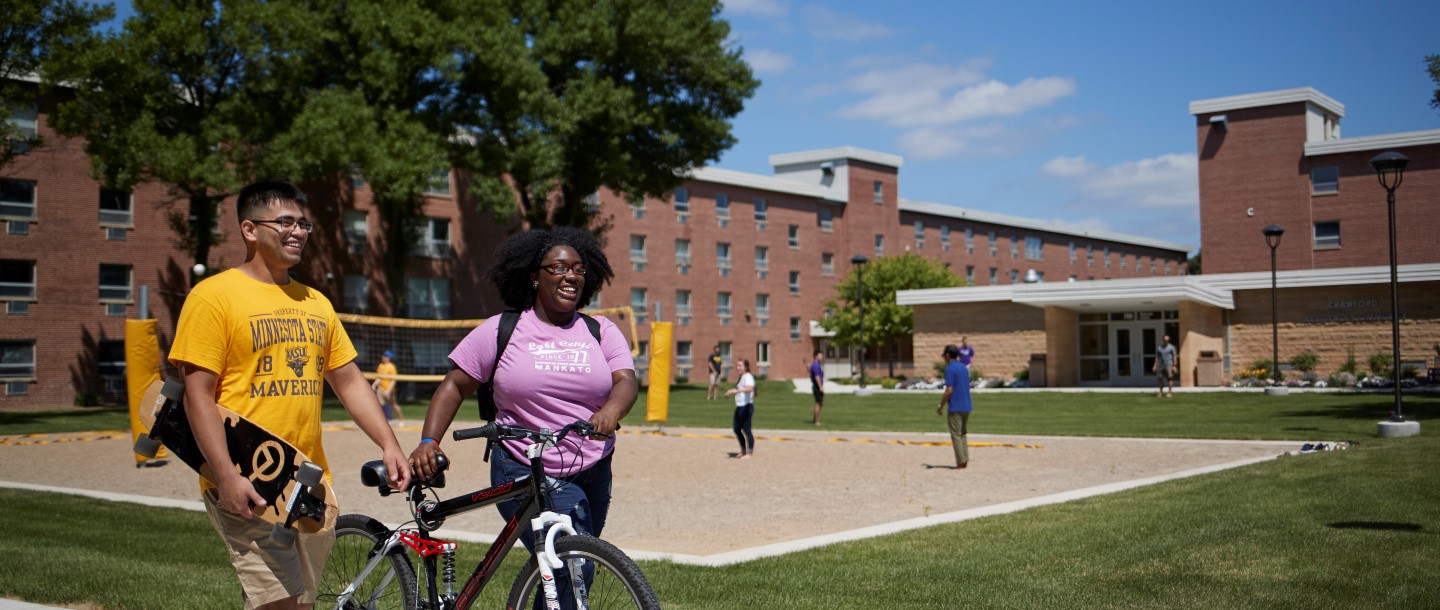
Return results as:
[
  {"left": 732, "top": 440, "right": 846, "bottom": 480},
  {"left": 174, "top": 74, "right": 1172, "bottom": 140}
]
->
[{"left": 135, "top": 379, "right": 337, "bottom": 535}]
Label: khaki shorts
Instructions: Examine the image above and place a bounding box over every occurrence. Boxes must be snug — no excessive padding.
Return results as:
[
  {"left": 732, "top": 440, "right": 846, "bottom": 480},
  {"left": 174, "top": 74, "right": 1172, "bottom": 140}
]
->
[
  {"left": 709, "top": 371, "right": 723, "bottom": 385},
  {"left": 202, "top": 489, "right": 336, "bottom": 609}
]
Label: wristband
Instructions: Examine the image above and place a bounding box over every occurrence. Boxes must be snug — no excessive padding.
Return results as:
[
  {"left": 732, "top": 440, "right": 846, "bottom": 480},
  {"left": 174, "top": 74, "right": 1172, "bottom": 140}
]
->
[{"left": 420, "top": 437, "right": 438, "bottom": 445}]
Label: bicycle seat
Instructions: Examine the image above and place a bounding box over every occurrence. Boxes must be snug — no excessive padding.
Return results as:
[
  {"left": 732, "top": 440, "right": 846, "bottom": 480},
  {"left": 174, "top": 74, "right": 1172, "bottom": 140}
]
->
[{"left": 360, "top": 454, "right": 448, "bottom": 491}]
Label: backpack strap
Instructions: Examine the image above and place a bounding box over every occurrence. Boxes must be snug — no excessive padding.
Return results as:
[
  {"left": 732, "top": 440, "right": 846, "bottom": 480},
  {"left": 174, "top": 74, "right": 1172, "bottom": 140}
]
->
[
  {"left": 490, "top": 310, "right": 521, "bottom": 383},
  {"left": 578, "top": 312, "right": 602, "bottom": 344}
]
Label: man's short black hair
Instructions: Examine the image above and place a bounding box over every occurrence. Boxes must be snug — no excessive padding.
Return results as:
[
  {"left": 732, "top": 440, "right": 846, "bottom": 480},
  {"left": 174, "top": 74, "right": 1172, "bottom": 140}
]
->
[
  {"left": 943, "top": 344, "right": 960, "bottom": 358},
  {"left": 487, "top": 226, "right": 613, "bottom": 310},
  {"left": 237, "top": 181, "right": 308, "bottom": 224}
]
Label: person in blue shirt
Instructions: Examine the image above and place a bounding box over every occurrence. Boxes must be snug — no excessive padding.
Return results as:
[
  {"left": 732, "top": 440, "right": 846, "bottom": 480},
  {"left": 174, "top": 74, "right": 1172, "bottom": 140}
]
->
[{"left": 937, "top": 344, "right": 973, "bottom": 469}]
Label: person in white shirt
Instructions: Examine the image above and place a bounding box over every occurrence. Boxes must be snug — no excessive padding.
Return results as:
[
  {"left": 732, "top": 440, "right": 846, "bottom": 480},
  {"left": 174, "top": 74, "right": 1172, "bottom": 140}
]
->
[{"left": 725, "top": 359, "right": 756, "bottom": 459}]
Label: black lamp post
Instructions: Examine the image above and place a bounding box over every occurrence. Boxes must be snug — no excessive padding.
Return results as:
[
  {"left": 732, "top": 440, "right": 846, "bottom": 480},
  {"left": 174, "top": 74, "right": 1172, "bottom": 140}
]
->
[
  {"left": 1371, "top": 150, "right": 1409, "bottom": 421},
  {"left": 851, "top": 254, "right": 869, "bottom": 388},
  {"left": 1263, "top": 224, "right": 1284, "bottom": 385}
]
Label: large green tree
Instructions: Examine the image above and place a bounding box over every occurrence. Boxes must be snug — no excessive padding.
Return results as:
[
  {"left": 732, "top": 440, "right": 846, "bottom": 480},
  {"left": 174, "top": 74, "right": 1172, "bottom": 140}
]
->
[
  {"left": 451, "top": 0, "right": 759, "bottom": 231},
  {"left": 1428, "top": 54, "right": 1440, "bottom": 113},
  {"left": 819, "top": 253, "right": 965, "bottom": 378},
  {"left": 0, "top": 0, "right": 110, "bottom": 167},
  {"left": 45, "top": 0, "right": 315, "bottom": 281}
]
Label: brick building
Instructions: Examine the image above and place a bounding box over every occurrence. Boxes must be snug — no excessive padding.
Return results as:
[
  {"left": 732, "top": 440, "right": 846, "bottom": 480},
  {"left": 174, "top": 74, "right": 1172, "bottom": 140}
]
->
[
  {"left": 901, "top": 87, "right": 1440, "bottom": 386},
  {"left": 2, "top": 81, "right": 1186, "bottom": 409}
]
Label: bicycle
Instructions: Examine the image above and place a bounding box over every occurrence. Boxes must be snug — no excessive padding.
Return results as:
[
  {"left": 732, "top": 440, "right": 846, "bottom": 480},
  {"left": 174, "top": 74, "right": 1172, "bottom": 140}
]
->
[{"left": 317, "top": 420, "right": 660, "bottom": 609}]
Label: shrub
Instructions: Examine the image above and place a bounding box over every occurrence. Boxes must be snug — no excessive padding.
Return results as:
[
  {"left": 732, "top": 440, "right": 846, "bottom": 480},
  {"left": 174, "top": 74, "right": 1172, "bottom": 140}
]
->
[
  {"left": 932, "top": 361, "right": 946, "bottom": 376},
  {"left": 1368, "top": 352, "right": 1393, "bottom": 378},
  {"left": 73, "top": 393, "right": 99, "bottom": 407},
  {"left": 1339, "top": 347, "right": 1359, "bottom": 375},
  {"left": 675, "top": 375, "right": 689, "bottom": 384},
  {"left": 1401, "top": 364, "right": 1420, "bottom": 380},
  {"left": 969, "top": 368, "right": 984, "bottom": 382},
  {"left": 1013, "top": 368, "right": 1030, "bottom": 381},
  {"left": 1290, "top": 351, "right": 1320, "bottom": 373},
  {"left": 880, "top": 377, "right": 899, "bottom": 389},
  {"left": 1328, "top": 371, "right": 1358, "bottom": 388}
]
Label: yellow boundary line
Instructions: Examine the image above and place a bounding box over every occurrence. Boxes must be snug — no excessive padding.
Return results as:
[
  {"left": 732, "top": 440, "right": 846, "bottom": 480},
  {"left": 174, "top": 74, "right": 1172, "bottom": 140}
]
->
[{"left": 618, "top": 428, "right": 1043, "bottom": 449}]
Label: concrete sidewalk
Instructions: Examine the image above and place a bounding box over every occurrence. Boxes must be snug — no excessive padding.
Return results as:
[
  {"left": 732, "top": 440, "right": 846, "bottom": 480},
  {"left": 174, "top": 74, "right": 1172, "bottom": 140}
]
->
[{"left": 1, "top": 599, "right": 69, "bottom": 609}]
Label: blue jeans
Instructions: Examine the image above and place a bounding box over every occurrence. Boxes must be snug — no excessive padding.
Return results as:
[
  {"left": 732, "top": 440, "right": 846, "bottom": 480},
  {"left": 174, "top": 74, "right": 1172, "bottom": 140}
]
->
[
  {"left": 733, "top": 403, "right": 755, "bottom": 453},
  {"left": 492, "top": 445, "right": 613, "bottom": 609}
]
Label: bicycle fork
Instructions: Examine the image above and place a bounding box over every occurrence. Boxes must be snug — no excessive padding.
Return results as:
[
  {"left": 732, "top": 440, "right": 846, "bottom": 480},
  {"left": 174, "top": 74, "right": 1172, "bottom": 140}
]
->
[{"left": 531, "top": 511, "right": 589, "bottom": 610}]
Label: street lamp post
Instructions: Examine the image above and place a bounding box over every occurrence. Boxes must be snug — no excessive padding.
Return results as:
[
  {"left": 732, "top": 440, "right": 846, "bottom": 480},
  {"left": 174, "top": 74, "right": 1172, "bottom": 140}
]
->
[
  {"left": 1370, "top": 150, "right": 1409, "bottom": 425},
  {"left": 1263, "top": 224, "right": 1284, "bottom": 387},
  {"left": 851, "top": 254, "right": 869, "bottom": 390}
]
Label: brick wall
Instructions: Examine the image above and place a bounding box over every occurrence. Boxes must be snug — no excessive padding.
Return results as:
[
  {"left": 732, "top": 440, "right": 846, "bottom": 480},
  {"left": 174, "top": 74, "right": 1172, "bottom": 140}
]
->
[{"left": 912, "top": 302, "right": 1045, "bottom": 380}]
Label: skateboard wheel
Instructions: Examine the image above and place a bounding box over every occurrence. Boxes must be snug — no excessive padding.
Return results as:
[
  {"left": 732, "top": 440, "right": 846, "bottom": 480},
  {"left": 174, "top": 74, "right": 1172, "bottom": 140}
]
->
[
  {"left": 133, "top": 435, "right": 161, "bottom": 458},
  {"left": 297, "top": 461, "right": 324, "bottom": 487},
  {"left": 270, "top": 522, "right": 297, "bottom": 546},
  {"left": 159, "top": 379, "right": 186, "bottom": 402}
]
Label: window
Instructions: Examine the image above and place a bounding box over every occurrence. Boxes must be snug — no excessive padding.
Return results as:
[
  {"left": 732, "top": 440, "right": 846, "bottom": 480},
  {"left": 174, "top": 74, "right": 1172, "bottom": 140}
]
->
[
  {"left": 1314, "top": 221, "right": 1341, "bottom": 248},
  {"left": 1149, "top": 258, "right": 1157, "bottom": 274},
  {"left": 873, "top": 180, "right": 884, "bottom": 204},
  {"left": 1087, "top": 244, "right": 1095, "bottom": 267},
  {"left": 349, "top": 164, "right": 366, "bottom": 190},
  {"left": 635, "top": 341, "right": 649, "bottom": 379},
  {"left": 1010, "top": 269, "right": 1019, "bottom": 283},
  {"left": 715, "top": 193, "right": 730, "bottom": 225},
  {"left": 755, "top": 246, "right": 769, "bottom": 279},
  {"left": 1121, "top": 253, "right": 1127, "bottom": 271},
  {"left": 343, "top": 210, "right": 367, "bottom": 255},
  {"left": 406, "top": 278, "right": 451, "bottom": 319},
  {"left": 788, "top": 225, "right": 799, "bottom": 248},
  {"left": 99, "top": 264, "right": 132, "bottom": 303},
  {"left": 675, "top": 341, "right": 693, "bottom": 376},
  {"left": 965, "top": 265, "right": 975, "bottom": 284},
  {"left": 630, "top": 234, "right": 647, "bottom": 271},
  {"left": 914, "top": 221, "right": 925, "bottom": 249},
  {"left": 673, "top": 239, "right": 691, "bottom": 275},
  {"left": 1311, "top": 166, "right": 1339, "bottom": 194},
  {"left": 1069, "top": 242, "right": 1076, "bottom": 264},
  {"left": 7, "top": 103, "right": 37, "bottom": 138},
  {"left": 818, "top": 208, "right": 833, "bottom": 231},
  {"left": 630, "top": 288, "right": 648, "bottom": 324},
  {"left": 718, "top": 342, "right": 733, "bottom": 369},
  {"left": 99, "top": 189, "right": 132, "bottom": 226},
  {"left": 1025, "top": 236, "right": 1043, "bottom": 260},
  {"left": 716, "top": 243, "right": 731, "bottom": 277},
  {"left": 412, "top": 218, "right": 451, "bottom": 258},
  {"left": 0, "top": 179, "right": 36, "bottom": 220},
  {"left": 675, "top": 290, "right": 692, "bottom": 325},
  {"left": 1, "top": 260, "right": 36, "bottom": 300},
  {"left": 755, "top": 293, "right": 770, "bottom": 326},
  {"left": 1165, "top": 260, "right": 1172, "bottom": 275},
  {"left": 988, "top": 231, "right": 997, "bottom": 256},
  {"left": 988, "top": 267, "right": 997, "bottom": 285},
  {"left": 754, "top": 197, "right": 767, "bottom": 222},
  {"left": 343, "top": 275, "right": 368, "bottom": 313},
  {"left": 756, "top": 341, "right": 771, "bottom": 375},
  {"left": 789, "top": 317, "right": 801, "bottom": 341},
  {"left": 674, "top": 188, "right": 690, "bottom": 217},
  {"left": 426, "top": 169, "right": 451, "bottom": 197},
  {"left": 632, "top": 197, "right": 645, "bottom": 219},
  {"left": 965, "top": 227, "right": 975, "bottom": 254},
  {"left": 1010, "top": 234, "right": 1019, "bottom": 258},
  {"left": 717, "top": 292, "right": 732, "bottom": 325},
  {"left": 875, "top": 234, "right": 884, "bottom": 257},
  {"left": 98, "top": 340, "right": 126, "bottom": 388},
  {"left": 0, "top": 341, "right": 36, "bottom": 380},
  {"left": 941, "top": 225, "right": 951, "bottom": 250},
  {"left": 1104, "top": 246, "right": 1111, "bottom": 269},
  {"left": 821, "top": 253, "right": 834, "bottom": 276},
  {"left": 788, "top": 271, "right": 800, "bottom": 295}
]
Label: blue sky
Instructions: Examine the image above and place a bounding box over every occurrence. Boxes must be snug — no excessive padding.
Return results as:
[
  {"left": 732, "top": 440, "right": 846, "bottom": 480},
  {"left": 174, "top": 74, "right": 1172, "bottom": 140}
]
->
[
  {"left": 106, "top": 1, "right": 1439, "bottom": 252},
  {"left": 717, "top": 0, "right": 1440, "bottom": 251}
]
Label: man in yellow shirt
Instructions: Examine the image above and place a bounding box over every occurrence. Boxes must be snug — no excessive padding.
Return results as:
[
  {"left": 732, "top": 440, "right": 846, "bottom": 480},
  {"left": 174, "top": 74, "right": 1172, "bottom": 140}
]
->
[
  {"left": 169, "top": 181, "right": 410, "bottom": 610},
  {"left": 371, "top": 350, "right": 404, "bottom": 424}
]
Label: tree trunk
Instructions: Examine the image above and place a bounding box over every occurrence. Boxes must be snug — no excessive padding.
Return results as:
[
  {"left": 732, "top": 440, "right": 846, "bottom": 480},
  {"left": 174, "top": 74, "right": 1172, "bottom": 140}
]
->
[{"left": 190, "top": 192, "right": 216, "bottom": 288}]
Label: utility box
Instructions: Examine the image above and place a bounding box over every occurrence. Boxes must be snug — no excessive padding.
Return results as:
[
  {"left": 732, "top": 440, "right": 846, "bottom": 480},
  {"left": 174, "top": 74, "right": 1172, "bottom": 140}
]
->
[
  {"left": 1028, "top": 353, "right": 1047, "bottom": 388},
  {"left": 1196, "top": 351, "right": 1222, "bottom": 387}
]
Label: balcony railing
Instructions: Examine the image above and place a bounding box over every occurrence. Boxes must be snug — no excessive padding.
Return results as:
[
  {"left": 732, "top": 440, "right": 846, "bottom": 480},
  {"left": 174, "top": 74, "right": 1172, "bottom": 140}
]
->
[
  {"left": 99, "top": 209, "right": 132, "bottom": 226},
  {"left": 411, "top": 239, "right": 452, "bottom": 259}
]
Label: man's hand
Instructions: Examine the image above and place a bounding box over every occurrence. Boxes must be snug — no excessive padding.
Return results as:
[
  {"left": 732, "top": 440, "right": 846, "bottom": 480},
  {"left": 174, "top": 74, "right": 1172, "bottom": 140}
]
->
[
  {"left": 383, "top": 445, "right": 411, "bottom": 490},
  {"left": 216, "top": 472, "right": 266, "bottom": 516}
]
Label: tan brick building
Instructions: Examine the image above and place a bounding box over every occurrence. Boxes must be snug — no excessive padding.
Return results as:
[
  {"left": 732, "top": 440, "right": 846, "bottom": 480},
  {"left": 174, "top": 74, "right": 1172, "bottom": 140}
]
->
[{"left": 901, "top": 88, "right": 1440, "bottom": 387}]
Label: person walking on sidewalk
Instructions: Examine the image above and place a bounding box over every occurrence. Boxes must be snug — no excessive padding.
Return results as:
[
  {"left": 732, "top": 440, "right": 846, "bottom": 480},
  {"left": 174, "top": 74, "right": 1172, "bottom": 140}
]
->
[{"left": 1155, "top": 335, "right": 1178, "bottom": 398}]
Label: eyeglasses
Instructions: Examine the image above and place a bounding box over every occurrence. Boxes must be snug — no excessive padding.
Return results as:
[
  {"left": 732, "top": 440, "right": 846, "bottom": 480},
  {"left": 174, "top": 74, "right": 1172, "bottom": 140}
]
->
[
  {"left": 251, "top": 216, "right": 315, "bottom": 233},
  {"left": 538, "top": 262, "right": 588, "bottom": 277}
]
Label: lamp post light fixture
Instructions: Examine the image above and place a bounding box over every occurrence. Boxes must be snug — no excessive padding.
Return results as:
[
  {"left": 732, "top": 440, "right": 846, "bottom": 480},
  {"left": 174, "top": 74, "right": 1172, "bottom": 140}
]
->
[
  {"left": 850, "top": 254, "right": 869, "bottom": 390},
  {"left": 1262, "top": 224, "right": 1285, "bottom": 388},
  {"left": 1370, "top": 150, "right": 1410, "bottom": 427}
]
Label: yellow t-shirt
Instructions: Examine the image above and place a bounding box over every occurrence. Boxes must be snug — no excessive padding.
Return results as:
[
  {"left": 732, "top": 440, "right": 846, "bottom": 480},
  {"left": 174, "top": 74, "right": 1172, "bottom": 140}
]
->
[
  {"left": 376, "top": 362, "right": 397, "bottom": 393},
  {"left": 168, "top": 269, "right": 357, "bottom": 489}
]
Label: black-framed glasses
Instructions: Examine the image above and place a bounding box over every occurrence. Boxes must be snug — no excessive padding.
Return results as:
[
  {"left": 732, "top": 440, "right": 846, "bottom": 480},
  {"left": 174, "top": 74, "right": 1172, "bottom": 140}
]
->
[
  {"left": 250, "top": 216, "right": 315, "bottom": 233},
  {"left": 538, "top": 262, "right": 588, "bottom": 277}
]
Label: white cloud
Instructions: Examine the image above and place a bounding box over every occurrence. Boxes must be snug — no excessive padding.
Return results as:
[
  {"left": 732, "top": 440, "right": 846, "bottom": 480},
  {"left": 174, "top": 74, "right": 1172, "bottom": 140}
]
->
[
  {"left": 895, "top": 124, "right": 1006, "bottom": 160},
  {"left": 839, "top": 76, "right": 1076, "bottom": 127},
  {"left": 846, "top": 59, "right": 991, "bottom": 93},
  {"left": 803, "top": 4, "right": 894, "bottom": 41},
  {"left": 723, "top": 0, "right": 788, "bottom": 17},
  {"left": 745, "top": 49, "right": 793, "bottom": 74},
  {"left": 1046, "top": 153, "right": 1198, "bottom": 209},
  {"left": 1041, "top": 155, "right": 1096, "bottom": 177}
]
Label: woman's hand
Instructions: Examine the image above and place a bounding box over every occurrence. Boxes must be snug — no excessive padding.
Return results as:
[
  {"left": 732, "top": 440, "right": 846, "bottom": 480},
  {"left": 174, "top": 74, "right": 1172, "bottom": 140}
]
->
[{"left": 409, "top": 440, "right": 445, "bottom": 480}]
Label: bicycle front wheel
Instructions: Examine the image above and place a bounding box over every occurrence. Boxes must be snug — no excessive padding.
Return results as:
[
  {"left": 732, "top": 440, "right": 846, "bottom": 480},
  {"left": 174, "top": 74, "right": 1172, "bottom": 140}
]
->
[
  {"left": 507, "top": 535, "right": 659, "bottom": 610},
  {"left": 316, "top": 514, "right": 418, "bottom": 610}
]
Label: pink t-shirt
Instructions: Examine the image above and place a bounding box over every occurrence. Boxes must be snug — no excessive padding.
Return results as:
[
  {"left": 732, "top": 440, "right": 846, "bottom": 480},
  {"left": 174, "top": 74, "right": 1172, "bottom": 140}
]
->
[{"left": 450, "top": 309, "right": 634, "bottom": 475}]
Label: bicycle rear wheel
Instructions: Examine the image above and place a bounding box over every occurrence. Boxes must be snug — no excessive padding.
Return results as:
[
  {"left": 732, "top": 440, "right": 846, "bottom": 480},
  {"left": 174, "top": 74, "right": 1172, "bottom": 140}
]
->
[
  {"left": 316, "top": 514, "right": 418, "bottom": 610},
  {"left": 507, "top": 535, "right": 659, "bottom": 610}
]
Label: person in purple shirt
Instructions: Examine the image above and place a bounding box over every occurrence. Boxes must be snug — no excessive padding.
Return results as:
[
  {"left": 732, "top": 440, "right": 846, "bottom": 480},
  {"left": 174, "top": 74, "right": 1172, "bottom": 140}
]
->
[
  {"left": 958, "top": 336, "right": 975, "bottom": 366},
  {"left": 409, "top": 227, "right": 637, "bottom": 600},
  {"left": 809, "top": 351, "right": 825, "bottom": 426}
]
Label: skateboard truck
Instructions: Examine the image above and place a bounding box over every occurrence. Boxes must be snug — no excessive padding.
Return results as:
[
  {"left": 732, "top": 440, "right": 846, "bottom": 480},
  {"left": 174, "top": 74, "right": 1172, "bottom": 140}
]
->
[
  {"left": 270, "top": 461, "right": 327, "bottom": 545},
  {"left": 133, "top": 379, "right": 187, "bottom": 459}
]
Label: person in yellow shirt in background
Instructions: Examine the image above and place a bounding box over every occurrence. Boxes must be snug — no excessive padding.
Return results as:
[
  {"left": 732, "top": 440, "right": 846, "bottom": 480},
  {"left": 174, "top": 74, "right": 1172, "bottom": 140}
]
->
[
  {"left": 169, "top": 181, "right": 410, "bottom": 610},
  {"left": 372, "top": 350, "right": 404, "bottom": 425}
]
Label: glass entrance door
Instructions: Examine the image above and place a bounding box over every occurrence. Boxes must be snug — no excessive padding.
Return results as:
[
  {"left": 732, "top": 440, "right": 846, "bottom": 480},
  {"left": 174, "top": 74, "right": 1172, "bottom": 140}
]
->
[{"left": 1110, "top": 323, "right": 1160, "bottom": 386}]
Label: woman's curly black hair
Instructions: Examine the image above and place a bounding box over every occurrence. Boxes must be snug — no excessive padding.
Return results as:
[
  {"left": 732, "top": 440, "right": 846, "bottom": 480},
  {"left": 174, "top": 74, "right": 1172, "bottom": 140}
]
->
[{"left": 487, "top": 226, "right": 614, "bottom": 311}]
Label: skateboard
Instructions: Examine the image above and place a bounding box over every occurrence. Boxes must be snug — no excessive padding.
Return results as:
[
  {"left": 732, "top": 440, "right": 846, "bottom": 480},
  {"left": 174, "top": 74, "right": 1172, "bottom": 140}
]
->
[{"left": 133, "top": 379, "right": 337, "bottom": 544}]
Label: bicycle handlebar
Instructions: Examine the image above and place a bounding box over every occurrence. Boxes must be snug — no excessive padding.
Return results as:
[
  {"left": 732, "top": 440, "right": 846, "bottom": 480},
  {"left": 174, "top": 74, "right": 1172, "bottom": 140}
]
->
[{"left": 451, "top": 420, "right": 612, "bottom": 444}]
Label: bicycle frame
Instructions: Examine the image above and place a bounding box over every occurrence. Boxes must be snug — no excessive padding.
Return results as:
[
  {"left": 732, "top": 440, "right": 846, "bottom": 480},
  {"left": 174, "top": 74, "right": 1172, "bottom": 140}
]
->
[{"left": 334, "top": 427, "right": 587, "bottom": 610}]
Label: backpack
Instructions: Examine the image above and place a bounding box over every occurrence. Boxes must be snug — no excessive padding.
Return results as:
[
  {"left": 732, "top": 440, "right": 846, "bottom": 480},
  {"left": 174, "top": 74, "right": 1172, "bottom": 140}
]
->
[{"left": 476, "top": 310, "right": 603, "bottom": 421}]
